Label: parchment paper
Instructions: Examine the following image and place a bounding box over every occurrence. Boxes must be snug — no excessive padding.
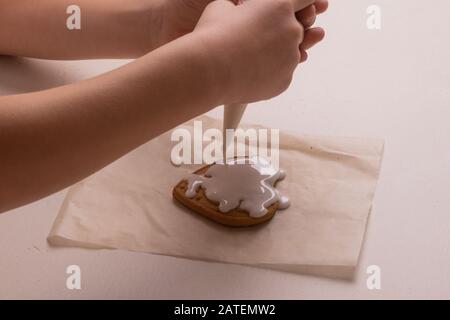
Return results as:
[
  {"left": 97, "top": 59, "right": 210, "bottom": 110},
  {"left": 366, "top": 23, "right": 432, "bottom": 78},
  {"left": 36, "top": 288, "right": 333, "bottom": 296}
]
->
[{"left": 48, "top": 115, "right": 384, "bottom": 278}]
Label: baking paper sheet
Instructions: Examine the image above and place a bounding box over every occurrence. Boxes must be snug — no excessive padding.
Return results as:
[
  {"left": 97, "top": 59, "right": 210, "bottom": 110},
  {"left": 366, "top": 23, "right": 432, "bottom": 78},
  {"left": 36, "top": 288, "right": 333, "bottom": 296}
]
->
[{"left": 48, "top": 116, "right": 384, "bottom": 278}]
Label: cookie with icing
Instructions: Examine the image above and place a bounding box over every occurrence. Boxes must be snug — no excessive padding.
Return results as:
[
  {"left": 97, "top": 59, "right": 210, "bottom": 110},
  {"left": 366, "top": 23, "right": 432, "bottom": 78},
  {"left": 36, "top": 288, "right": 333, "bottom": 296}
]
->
[{"left": 172, "top": 157, "right": 289, "bottom": 227}]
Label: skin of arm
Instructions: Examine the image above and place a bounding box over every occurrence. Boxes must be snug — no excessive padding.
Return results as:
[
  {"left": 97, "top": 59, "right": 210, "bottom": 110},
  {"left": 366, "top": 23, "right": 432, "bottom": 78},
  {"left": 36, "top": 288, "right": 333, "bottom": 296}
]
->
[
  {"left": 0, "top": 0, "right": 328, "bottom": 60},
  {"left": 0, "top": 32, "right": 226, "bottom": 213},
  {"left": 0, "top": 0, "right": 163, "bottom": 59},
  {"left": 0, "top": 0, "right": 327, "bottom": 213}
]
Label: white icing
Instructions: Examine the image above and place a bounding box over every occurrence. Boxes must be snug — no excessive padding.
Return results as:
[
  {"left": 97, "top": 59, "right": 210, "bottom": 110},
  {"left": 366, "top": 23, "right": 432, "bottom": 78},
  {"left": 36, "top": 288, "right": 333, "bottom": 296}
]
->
[{"left": 184, "top": 156, "right": 290, "bottom": 218}]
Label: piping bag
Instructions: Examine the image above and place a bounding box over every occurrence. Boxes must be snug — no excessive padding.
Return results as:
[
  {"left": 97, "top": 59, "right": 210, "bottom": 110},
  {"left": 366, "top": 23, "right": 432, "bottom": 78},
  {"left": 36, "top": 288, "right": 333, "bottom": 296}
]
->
[
  {"left": 223, "top": 103, "right": 247, "bottom": 159},
  {"left": 222, "top": 0, "right": 247, "bottom": 161}
]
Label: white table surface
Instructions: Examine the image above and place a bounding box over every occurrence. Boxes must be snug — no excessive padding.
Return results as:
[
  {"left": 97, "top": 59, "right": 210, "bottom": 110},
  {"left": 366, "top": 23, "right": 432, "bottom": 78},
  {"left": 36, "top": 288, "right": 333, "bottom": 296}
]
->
[{"left": 1, "top": 0, "right": 449, "bottom": 299}]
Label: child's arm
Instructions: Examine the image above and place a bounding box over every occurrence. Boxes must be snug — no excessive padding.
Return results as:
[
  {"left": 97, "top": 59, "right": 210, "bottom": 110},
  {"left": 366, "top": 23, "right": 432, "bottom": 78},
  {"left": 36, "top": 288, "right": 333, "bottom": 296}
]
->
[
  {"left": 0, "top": 0, "right": 326, "bottom": 213},
  {"left": 0, "top": 0, "right": 328, "bottom": 60},
  {"left": 0, "top": 0, "right": 160, "bottom": 59},
  {"left": 0, "top": 32, "right": 222, "bottom": 212}
]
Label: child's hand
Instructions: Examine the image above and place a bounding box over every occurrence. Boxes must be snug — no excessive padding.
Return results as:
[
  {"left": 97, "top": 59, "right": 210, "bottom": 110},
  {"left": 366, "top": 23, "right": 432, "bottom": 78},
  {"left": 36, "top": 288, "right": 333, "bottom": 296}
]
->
[
  {"left": 191, "top": 0, "right": 326, "bottom": 104},
  {"left": 157, "top": 0, "right": 327, "bottom": 53}
]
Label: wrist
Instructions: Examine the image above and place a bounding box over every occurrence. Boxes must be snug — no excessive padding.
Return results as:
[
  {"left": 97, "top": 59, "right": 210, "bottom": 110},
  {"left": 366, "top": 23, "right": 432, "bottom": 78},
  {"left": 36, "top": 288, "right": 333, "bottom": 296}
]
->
[
  {"left": 185, "top": 32, "right": 229, "bottom": 107},
  {"left": 190, "top": 30, "right": 235, "bottom": 106},
  {"left": 116, "top": 0, "right": 165, "bottom": 56},
  {"left": 140, "top": 0, "right": 166, "bottom": 51}
]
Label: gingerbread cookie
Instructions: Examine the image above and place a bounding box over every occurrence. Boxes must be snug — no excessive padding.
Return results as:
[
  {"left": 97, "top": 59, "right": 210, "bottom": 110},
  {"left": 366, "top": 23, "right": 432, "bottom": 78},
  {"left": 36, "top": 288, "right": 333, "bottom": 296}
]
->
[{"left": 172, "top": 157, "right": 289, "bottom": 227}]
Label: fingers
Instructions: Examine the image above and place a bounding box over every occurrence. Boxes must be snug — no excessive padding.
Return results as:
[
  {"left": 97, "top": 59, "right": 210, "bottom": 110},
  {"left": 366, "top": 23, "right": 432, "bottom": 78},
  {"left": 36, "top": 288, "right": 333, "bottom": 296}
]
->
[
  {"left": 314, "top": 0, "right": 329, "bottom": 14},
  {"left": 296, "top": 4, "right": 316, "bottom": 29},
  {"left": 291, "top": 0, "right": 315, "bottom": 12},
  {"left": 296, "top": 0, "right": 327, "bottom": 63},
  {"left": 299, "top": 48, "right": 308, "bottom": 63},
  {"left": 300, "top": 27, "right": 325, "bottom": 50},
  {"left": 298, "top": 27, "right": 324, "bottom": 63},
  {"left": 296, "top": 0, "right": 328, "bottom": 29}
]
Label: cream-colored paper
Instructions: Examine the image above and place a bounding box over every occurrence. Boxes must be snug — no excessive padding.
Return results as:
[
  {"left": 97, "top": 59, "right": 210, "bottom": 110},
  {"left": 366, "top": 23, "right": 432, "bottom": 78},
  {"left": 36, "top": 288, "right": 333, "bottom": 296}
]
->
[{"left": 48, "top": 116, "right": 384, "bottom": 278}]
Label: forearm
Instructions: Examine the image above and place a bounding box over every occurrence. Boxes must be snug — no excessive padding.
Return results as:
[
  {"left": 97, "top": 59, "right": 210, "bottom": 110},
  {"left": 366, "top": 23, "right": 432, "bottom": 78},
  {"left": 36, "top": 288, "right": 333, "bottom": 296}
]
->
[
  {"left": 0, "top": 0, "right": 162, "bottom": 59},
  {"left": 0, "top": 32, "right": 224, "bottom": 212}
]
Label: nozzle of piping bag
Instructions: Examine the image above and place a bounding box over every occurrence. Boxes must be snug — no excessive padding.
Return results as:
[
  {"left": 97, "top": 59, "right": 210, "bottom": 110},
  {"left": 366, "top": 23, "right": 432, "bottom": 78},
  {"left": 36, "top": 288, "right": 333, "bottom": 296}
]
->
[
  {"left": 223, "top": 103, "right": 247, "bottom": 161},
  {"left": 222, "top": 0, "right": 248, "bottom": 163}
]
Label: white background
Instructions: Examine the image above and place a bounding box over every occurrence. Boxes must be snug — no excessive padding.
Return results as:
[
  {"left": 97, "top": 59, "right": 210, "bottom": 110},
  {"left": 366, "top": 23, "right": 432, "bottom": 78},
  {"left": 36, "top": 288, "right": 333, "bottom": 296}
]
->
[{"left": 0, "top": 0, "right": 449, "bottom": 299}]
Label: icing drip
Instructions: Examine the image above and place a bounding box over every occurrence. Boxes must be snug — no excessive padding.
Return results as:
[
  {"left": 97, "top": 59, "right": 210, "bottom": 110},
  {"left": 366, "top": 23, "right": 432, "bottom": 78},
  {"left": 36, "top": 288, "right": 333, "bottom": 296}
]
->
[{"left": 184, "top": 157, "right": 290, "bottom": 218}]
